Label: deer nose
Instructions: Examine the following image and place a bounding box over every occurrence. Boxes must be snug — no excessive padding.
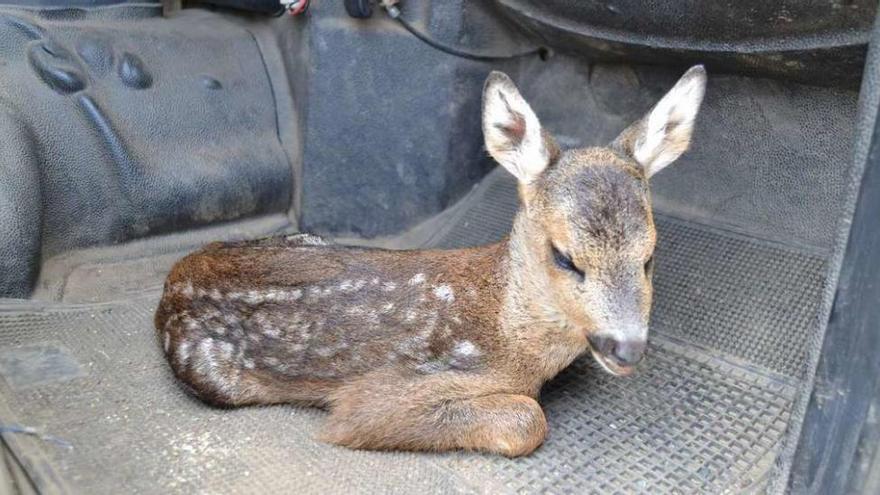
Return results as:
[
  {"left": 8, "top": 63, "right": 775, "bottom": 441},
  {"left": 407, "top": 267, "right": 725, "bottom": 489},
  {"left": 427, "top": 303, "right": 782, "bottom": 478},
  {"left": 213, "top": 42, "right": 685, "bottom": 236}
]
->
[
  {"left": 613, "top": 340, "right": 646, "bottom": 366},
  {"left": 589, "top": 335, "right": 646, "bottom": 367}
]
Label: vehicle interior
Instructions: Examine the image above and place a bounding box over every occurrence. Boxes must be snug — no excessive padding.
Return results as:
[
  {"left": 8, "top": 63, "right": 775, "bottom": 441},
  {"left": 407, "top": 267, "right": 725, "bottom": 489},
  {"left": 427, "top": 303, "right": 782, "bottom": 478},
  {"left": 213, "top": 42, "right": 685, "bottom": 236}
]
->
[{"left": 2, "top": 0, "right": 880, "bottom": 493}]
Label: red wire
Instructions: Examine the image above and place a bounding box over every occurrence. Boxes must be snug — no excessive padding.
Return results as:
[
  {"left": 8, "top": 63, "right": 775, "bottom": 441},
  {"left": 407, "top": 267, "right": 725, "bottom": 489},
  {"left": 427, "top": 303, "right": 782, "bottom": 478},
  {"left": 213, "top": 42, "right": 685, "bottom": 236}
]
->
[{"left": 288, "top": 0, "right": 309, "bottom": 15}]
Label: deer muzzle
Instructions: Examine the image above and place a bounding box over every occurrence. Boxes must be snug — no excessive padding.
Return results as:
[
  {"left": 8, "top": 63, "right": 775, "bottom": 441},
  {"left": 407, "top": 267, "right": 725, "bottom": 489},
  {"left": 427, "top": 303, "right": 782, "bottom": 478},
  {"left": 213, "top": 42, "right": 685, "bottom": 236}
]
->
[{"left": 588, "top": 333, "right": 647, "bottom": 376}]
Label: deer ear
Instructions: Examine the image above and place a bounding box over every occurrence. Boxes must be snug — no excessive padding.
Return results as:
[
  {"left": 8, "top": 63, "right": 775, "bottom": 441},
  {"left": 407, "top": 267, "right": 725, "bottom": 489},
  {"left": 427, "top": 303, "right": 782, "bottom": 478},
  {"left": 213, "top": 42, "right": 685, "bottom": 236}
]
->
[
  {"left": 615, "top": 65, "right": 706, "bottom": 178},
  {"left": 482, "top": 71, "right": 554, "bottom": 185}
]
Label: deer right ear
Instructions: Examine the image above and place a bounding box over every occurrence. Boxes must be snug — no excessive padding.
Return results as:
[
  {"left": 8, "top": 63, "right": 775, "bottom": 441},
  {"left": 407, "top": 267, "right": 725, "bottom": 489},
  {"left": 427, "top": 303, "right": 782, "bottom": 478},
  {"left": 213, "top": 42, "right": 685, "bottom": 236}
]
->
[
  {"left": 482, "top": 71, "right": 553, "bottom": 185},
  {"left": 614, "top": 65, "right": 706, "bottom": 178}
]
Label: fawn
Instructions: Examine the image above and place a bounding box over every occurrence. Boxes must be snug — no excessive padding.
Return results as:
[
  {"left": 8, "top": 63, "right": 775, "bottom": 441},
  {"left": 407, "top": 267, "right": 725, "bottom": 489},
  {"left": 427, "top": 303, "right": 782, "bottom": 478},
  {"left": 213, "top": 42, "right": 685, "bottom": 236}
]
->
[{"left": 155, "top": 66, "right": 706, "bottom": 457}]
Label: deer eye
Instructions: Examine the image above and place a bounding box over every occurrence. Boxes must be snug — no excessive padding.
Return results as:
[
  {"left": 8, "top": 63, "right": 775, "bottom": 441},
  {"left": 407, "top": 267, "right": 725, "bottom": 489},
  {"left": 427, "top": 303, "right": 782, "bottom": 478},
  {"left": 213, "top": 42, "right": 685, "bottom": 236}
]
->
[
  {"left": 644, "top": 255, "right": 655, "bottom": 275},
  {"left": 551, "top": 244, "right": 584, "bottom": 279}
]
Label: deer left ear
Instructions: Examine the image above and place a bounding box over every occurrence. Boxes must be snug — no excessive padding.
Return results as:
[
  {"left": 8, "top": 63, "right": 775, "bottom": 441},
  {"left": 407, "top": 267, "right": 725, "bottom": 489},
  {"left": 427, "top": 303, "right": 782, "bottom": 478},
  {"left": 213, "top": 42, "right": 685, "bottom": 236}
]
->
[
  {"left": 615, "top": 65, "right": 707, "bottom": 178},
  {"left": 482, "top": 71, "right": 556, "bottom": 185}
]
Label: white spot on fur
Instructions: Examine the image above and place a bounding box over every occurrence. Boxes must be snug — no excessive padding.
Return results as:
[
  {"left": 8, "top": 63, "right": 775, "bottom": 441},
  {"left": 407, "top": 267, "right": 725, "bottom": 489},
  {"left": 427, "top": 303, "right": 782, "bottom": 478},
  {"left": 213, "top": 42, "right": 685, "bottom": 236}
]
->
[
  {"left": 263, "top": 325, "right": 281, "bottom": 338},
  {"left": 339, "top": 280, "right": 353, "bottom": 291},
  {"left": 219, "top": 341, "right": 234, "bottom": 359},
  {"left": 243, "top": 359, "right": 255, "bottom": 369},
  {"left": 178, "top": 282, "right": 194, "bottom": 298},
  {"left": 453, "top": 340, "right": 480, "bottom": 358},
  {"left": 380, "top": 302, "right": 395, "bottom": 313},
  {"left": 244, "top": 290, "right": 261, "bottom": 304},
  {"left": 408, "top": 273, "right": 426, "bottom": 286},
  {"left": 228, "top": 288, "right": 305, "bottom": 304},
  {"left": 371, "top": 278, "right": 380, "bottom": 285},
  {"left": 212, "top": 326, "right": 226, "bottom": 336},
  {"left": 434, "top": 284, "right": 455, "bottom": 303},
  {"left": 196, "top": 339, "right": 217, "bottom": 374},
  {"left": 449, "top": 340, "right": 483, "bottom": 370},
  {"left": 432, "top": 285, "right": 455, "bottom": 303},
  {"left": 163, "top": 332, "right": 170, "bottom": 353},
  {"left": 382, "top": 282, "right": 397, "bottom": 292},
  {"left": 177, "top": 341, "right": 191, "bottom": 364}
]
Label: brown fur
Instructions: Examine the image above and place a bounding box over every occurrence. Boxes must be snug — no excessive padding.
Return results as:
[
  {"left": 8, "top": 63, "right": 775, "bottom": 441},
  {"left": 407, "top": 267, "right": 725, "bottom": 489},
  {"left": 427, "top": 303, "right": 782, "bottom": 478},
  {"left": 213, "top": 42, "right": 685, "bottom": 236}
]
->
[{"left": 155, "top": 67, "right": 706, "bottom": 457}]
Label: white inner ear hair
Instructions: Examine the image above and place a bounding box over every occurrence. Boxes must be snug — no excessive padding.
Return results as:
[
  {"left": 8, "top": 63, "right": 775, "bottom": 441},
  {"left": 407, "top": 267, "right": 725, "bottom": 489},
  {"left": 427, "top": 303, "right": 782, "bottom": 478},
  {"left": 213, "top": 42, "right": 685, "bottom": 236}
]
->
[
  {"left": 634, "top": 71, "right": 705, "bottom": 176},
  {"left": 485, "top": 86, "right": 549, "bottom": 184}
]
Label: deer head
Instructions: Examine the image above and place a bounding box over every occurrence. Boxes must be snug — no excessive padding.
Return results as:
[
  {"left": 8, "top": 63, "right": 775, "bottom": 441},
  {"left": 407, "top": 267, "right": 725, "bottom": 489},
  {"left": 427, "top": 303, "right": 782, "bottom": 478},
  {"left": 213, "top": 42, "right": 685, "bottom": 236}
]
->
[{"left": 483, "top": 66, "right": 706, "bottom": 376}]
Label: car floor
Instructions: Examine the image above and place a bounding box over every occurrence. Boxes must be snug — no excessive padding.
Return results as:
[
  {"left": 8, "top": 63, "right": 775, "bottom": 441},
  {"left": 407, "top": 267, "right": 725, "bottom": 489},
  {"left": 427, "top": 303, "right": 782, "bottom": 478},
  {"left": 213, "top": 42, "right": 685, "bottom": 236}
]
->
[{"left": 0, "top": 168, "right": 826, "bottom": 494}]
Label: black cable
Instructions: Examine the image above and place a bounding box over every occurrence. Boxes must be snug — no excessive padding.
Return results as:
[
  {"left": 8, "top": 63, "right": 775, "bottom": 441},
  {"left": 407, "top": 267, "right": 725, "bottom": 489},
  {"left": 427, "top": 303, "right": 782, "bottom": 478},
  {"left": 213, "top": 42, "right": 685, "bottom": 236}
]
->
[{"left": 386, "top": 6, "right": 548, "bottom": 62}]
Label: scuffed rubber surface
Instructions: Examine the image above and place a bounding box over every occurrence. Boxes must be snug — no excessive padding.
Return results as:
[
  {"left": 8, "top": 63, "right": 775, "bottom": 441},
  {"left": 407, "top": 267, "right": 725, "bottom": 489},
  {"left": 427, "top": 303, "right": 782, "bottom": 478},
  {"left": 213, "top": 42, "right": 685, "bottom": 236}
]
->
[
  {"left": 0, "top": 169, "right": 823, "bottom": 493},
  {"left": 0, "top": 300, "right": 794, "bottom": 494}
]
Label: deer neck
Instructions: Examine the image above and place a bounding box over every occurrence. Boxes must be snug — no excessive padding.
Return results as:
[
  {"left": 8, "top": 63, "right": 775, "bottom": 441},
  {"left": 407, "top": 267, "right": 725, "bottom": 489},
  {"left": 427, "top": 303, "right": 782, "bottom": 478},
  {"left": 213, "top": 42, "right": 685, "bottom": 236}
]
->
[{"left": 498, "top": 212, "right": 590, "bottom": 384}]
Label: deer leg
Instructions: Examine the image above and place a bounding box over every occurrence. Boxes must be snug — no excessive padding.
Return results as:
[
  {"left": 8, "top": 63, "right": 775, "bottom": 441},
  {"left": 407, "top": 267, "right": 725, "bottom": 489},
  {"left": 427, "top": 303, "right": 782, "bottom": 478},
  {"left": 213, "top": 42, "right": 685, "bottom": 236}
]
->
[{"left": 319, "top": 371, "right": 547, "bottom": 457}]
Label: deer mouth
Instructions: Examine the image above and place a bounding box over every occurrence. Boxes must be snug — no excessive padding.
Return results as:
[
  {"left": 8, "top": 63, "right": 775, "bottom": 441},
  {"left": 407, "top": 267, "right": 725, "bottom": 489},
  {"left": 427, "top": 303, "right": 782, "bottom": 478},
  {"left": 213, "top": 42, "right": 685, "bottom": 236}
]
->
[{"left": 590, "top": 348, "right": 636, "bottom": 377}]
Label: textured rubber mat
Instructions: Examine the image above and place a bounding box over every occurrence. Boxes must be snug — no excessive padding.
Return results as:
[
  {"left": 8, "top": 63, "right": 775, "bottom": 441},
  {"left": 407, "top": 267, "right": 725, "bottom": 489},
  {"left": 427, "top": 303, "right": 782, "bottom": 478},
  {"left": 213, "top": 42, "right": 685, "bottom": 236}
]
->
[
  {"left": 0, "top": 169, "right": 825, "bottom": 493},
  {"left": 0, "top": 300, "right": 465, "bottom": 495},
  {"left": 650, "top": 218, "right": 826, "bottom": 378},
  {"left": 0, "top": 299, "right": 793, "bottom": 494}
]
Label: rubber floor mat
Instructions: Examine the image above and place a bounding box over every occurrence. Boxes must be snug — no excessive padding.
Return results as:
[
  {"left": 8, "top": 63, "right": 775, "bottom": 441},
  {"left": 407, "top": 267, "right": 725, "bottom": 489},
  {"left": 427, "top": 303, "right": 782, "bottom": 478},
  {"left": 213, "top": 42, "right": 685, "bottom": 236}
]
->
[
  {"left": 0, "top": 170, "right": 825, "bottom": 494},
  {"left": 0, "top": 299, "right": 794, "bottom": 494}
]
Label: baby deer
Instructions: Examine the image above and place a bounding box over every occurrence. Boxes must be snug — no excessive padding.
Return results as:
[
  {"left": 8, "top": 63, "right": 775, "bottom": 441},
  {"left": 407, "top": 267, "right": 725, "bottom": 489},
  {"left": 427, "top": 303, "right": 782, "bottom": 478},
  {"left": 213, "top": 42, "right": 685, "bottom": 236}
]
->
[{"left": 155, "top": 66, "right": 706, "bottom": 457}]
